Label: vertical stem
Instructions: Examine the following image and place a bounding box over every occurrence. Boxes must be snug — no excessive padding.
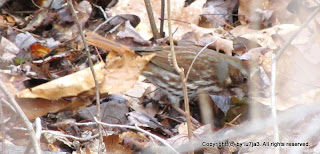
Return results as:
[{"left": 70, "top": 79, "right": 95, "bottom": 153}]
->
[
  {"left": 0, "top": 98, "right": 6, "bottom": 154},
  {"left": 67, "top": 0, "right": 104, "bottom": 153},
  {"left": 0, "top": 80, "right": 41, "bottom": 154},
  {"left": 275, "top": 6, "right": 320, "bottom": 60},
  {"left": 166, "top": 0, "right": 193, "bottom": 153},
  {"left": 160, "top": 0, "right": 165, "bottom": 37},
  {"left": 144, "top": 0, "right": 161, "bottom": 39},
  {"left": 271, "top": 54, "right": 280, "bottom": 154}
]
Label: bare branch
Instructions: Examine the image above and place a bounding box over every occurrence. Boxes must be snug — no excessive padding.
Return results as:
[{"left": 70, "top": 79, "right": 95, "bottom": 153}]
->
[{"left": 0, "top": 80, "right": 41, "bottom": 154}]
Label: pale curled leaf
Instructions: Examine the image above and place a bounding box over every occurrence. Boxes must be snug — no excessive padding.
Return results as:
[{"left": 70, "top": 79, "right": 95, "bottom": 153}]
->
[
  {"left": 107, "top": 0, "right": 206, "bottom": 40},
  {"left": 17, "top": 62, "right": 106, "bottom": 100},
  {"left": 99, "top": 51, "right": 155, "bottom": 94}
]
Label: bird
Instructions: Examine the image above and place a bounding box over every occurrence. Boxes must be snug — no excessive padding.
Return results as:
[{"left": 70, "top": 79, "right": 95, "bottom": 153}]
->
[
  {"left": 132, "top": 46, "right": 249, "bottom": 107},
  {"left": 85, "top": 32, "right": 249, "bottom": 107}
]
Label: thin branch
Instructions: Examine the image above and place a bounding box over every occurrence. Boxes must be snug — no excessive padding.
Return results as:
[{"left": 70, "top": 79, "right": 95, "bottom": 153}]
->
[
  {"left": 159, "top": 18, "right": 191, "bottom": 24},
  {"left": 34, "top": 118, "right": 42, "bottom": 140},
  {"left": 93, "top": 16, "right": 115, "bottom": 33},
  {"left": 92, "top": 117, "right": 179, "bottom": 154},
  {"left": 201, "top": 14, "right": 234, "bottom": 29},
  {"left": 185, "top": 41, "right": 215, "bottom": 80},
  {"left": 202, "top": 13, "right": 245, "bottom": 16},
  {"left": 160, "top": 0, "right": 165, "bottom": 37},
  {"left": 67, "top": 0, "right": 104, "bottom": 152},
  {"left": 1, "top": 98, "right": 16, "bottom": 113},
  {"left": 166, "top": 0, "right": 193, "bottom": 153},
  {"left": 0, "top": 80, "right": 41, "bottom": 154},
  {"left": 42, "top": 130, "right": 100, "bottom": 141},
  {"left": 31, "top": 0, "right": 41, "bottom": 8},
  {"left": 0, "top": 24, "right": 41, "bottom": 38},
  {"left": 144, "top": 0, "right": 161, "bottom": 39},
  {"left": 275, "top": 6, "right": 320, "bottom": 60},
  {"left": 271, "top": 54, "right": 280, "bottom": 154},
  {"left": 0, "top": 97, "right": 6, "bottom": 154},
  {"left": 269, "top": 6, "right": 320, "bottom": 154},
  {"left": 92, "top": 3, "right": 108, "bottom": 20},
  {"left": 24, "top": 117, "right": 42, "bottom": 154},
  {"left": 92, "top": 3, "right": 116, "bottom": 33}
]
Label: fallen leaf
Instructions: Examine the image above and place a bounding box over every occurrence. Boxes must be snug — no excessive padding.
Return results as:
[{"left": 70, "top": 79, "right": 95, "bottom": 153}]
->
[
  {"left": 103, "top": 135, "right": 132, "bottom": 154},
  {"left": 0, "top": 37, "right": 20, "bottom": 62},
  {"left": 107, "top": 0, "right": 206, "bottom": 40},
  {"left": 99, "top": 50, "right": 154, "bottom": 94},
  {"left": 17, "top": 97, "right": 72, "bottom": 119},
  {"left": 16, "top": 62, "right": 106, "bottom": 100},
  {"left": 29, "top": 43, "right": 51, "bottom": 58},
  {"left": 86, "top": 32, "right": 155, "bottom": 94}
]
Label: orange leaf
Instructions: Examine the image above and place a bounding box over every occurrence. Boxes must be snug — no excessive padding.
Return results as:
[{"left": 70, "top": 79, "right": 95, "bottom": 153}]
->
[{"left": 29, "top": 43, "right": 50, "bottom": 58}]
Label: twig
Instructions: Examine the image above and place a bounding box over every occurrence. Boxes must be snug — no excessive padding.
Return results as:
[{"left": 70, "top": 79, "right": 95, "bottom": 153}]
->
[
  {"left": 67, "top": 0, "right": 104, "bottom": 152},
  {"left": 271, "top": 54, "right": 280, "bottom": 154},
  {"left": 201, "top": 14, "right": 234, "bottom": 29},
  {"left": 159, "top": 18, "right": 191, "bottom": 24},
  {"left": 34, "top": 118, "right": 42, "bottom": 140},
  {"left": 1, "top": 98, "right": 16, "bottom": 113},
  {"left": 42, "top": 130, "right": 100, "bottom": 141},
  {"left": 92, "top": 117, "right": 179, "bottom": 154},
  {"left": 270, "top": 5, "right": 320, "bottom": 154},
  {"left": 174, "top": 107, "right": 200, "bottom": 126},
  {"left": 0, "top": 24, "right": 41, "bottom": 39},
  {"left": 186, "top": 41, "right": 215, "bottom": 80},
  {"left": 93, "top": 16, "right": 115, "bottom": 33},
  {"left": 0, "top": 97, "right": 6, "bottom": 154},
  {"left": 224, "top": 113, "right": 243, "bottom": 127},
  {"left": 92, "top": 3, "right": 108, "bottom": 20},
  {"left": 160, "top": 0, "right": 165, "bottom": 37},
  {"left": 144, "top": 0, "right": 161, "bottom": 39},
  {"left": 75, "top": 122, "right": 97, "bottom": 126},
  {"left": 31, "top": 0, "right": 41, "bottom": 8},
  {"left": 278, "top": 74, "right": 320, "bottom": 88},
  {"left": 94, "top": 46, "right": 104, "bottom": 62},
  {"left": 24, "top": 117, "right": 42, "bottom": 154},
  {"left": 198, "top": 92, "right": 214, "bottom": 128},
  {"left": 166, "top": 0, "right": 193, "bottom": 153},
  {"left": 275, "top": 6, "right": 320, "bottom": 60},
  {"left": 202, "top": 13, "right": 245, "bottom": 16},
  {"left": 0, "top": 80, "right": 41, "bottom": 154}
]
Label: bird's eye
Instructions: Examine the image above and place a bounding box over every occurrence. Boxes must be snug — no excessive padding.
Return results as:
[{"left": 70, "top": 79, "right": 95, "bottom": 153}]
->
[{"left": 242, "top": 77, "right": 247, "bottom": 83}]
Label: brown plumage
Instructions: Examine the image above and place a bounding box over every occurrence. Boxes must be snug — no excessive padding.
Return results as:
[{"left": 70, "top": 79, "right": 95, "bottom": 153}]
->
[
  {"left": 85, "top": 32, "right": 248, "bottom": 105},
  {"left": 132, "top": 46, "right": 249, "bottom": 105}
]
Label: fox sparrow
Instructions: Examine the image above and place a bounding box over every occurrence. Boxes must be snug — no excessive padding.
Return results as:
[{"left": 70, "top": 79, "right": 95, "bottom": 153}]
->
[
  {"left": 132, "top": 46, "right": 249, "bottom": 106},
  {"left": 85, "top": 32, "right": 248, "bottom": 106}
]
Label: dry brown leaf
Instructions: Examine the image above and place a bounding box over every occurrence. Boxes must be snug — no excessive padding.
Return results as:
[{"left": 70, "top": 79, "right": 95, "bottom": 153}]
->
[
  {"left": 16, "top": 97, "right": 73, "bottom": 119},
  {"left": 231, "top": 24, "right": 299, "bottom": 49},
  {"left": 124, "top": 78, "right": 159, "bottom": 116},
  {"left": 103, "top": 135, "right": 132, "bottom": 153},
  {"left": 86, "top": 32, "right": 155, "bottom": 94},
  {"left": 238, "top": 0, "right": 294, "bottom": 26},
  {"left": 0, "top": 14, "right": 15, "bottom": 27},
  {"left": 107, "top": 0, "right": 206, "bottom": 40},
  {"left": 178, "top": 30, "right": 234, "bottom": 55},
  {"left": 29, "top": 43, "right": 51, "bottom": 58},
  {"left": 86, "top": 32, "right": 130, "bottom": 55},
  {"left": 16, "top": 62, "right": 106, "bottom": 100},
  {"left": 254, "top": 33, "right": 320, "bottom": 110},
  {"left": 99, "top": 50, "right": 154, "bottom": 94}
]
